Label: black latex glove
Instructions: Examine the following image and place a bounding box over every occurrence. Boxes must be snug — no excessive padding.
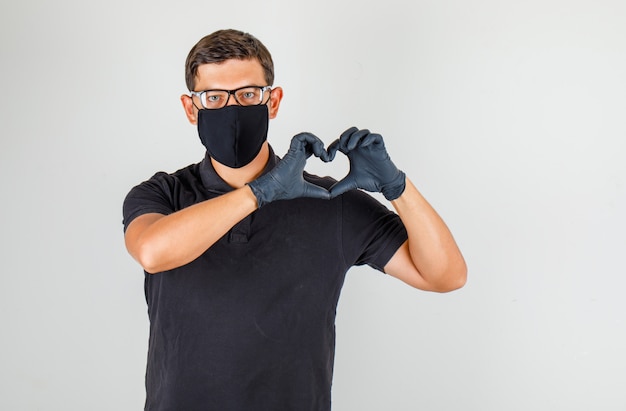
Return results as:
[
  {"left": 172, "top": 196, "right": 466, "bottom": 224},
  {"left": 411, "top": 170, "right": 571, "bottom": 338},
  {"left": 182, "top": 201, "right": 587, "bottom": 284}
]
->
[
  {"left": 248, "top": 132, "right": 331, "bottom": 208},
  {"left": 327, "top": 127, "right": 406, "bottom": 200}
]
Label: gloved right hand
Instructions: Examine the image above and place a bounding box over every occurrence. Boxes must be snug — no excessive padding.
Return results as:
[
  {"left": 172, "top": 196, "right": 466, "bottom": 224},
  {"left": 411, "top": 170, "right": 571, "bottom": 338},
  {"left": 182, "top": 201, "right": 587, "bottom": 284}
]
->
[
  {"left": 326, "top": 127, "right": 406, "bottom": 201},
  {"left": 248, "top": 132, "right": 331, "bottom": 208}
]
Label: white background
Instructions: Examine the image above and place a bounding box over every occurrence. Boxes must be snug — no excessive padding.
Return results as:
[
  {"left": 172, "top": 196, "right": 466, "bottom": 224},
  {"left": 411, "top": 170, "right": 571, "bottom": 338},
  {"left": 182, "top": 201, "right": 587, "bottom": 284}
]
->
[{"left": 1, "top": 0, "right": 625, "bottom": 410}]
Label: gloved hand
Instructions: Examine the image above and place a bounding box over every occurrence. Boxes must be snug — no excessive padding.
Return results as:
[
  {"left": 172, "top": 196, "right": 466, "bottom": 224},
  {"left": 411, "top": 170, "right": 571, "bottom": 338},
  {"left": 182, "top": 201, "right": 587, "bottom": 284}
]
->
[
  {"left": 327, "top": 127, "right": 406, "bottom": 200},
  {"left": 248, "top": 132, "right": 331, "bottom": 207}
]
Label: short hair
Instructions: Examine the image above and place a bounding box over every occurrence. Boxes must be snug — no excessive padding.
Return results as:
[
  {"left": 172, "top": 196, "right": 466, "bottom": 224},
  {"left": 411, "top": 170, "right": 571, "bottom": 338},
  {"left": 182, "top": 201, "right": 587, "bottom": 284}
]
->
[{"left": 184, "top": 29, "right": 275, "bottom": 91}]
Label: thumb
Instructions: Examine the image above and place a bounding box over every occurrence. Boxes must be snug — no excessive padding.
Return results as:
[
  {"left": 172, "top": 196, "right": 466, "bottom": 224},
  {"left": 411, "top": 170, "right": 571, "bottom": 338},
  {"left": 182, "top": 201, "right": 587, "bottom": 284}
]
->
[
  {"left": 302, "top": 181, "right": 331, "bottom": 200},
  {"left": 329, "top": 176, "right": 358, "bottom": 198}
]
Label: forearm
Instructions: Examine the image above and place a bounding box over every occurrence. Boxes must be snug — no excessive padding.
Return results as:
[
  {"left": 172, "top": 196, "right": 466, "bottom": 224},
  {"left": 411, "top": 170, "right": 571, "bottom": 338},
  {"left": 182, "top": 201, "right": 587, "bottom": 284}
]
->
[
  {"left": 126, "top": 186, "right": 258, "bottom": 273},
  {"left": 390, "top": 178, "right": 467, "bottom": 290}
]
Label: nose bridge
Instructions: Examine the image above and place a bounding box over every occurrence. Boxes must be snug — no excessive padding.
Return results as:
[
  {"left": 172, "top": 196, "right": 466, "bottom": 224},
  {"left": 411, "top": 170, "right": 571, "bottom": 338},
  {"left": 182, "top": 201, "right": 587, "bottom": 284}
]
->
[{"left": 225, "top": 91, "right": 238, "bottom": 107}]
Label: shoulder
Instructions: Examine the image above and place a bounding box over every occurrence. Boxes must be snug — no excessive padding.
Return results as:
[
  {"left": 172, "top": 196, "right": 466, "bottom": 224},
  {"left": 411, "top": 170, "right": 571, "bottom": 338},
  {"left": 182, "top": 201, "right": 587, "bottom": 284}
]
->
[
  {"left": 122, "top": 162, "right": 202, "bottom": 227},
  {"left": 129, "top": 163, "right": 201, "bottom": 194}
]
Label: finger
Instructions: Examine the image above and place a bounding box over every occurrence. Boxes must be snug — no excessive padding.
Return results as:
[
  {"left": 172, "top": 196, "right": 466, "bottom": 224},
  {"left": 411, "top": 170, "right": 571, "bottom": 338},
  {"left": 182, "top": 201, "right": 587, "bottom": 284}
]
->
[
  {"left": 291, "top": 132, "right": 322, "bottom": 149},
  {"left": 310, "top": 139, "right": 331, "bottom": 162},
  {"left": 291, "top": 132, "right": 329, "bottom": 159},
  {"left": 335, "top": 127, "right": 359, "bottom": 152},
  {"left": 344, "top": 129, "right": 370, "bottom": 151},
  {"left": 326, "top": 139, "right": 341, "bottom": 161},
  {"left": 339, "top": 126, "right": 359, "bottom": 140},
  {"left": 329, "top": 176, "right": 359, "bottom": 198},
  {"left": 290, "top": 132, "right": 316, "bottom": 158},
  {"left": 360, "top": 132, "right": 383, "bottom": 148},
  {"left": 302, "top": 181, "right": 331, "bottom": 200}
]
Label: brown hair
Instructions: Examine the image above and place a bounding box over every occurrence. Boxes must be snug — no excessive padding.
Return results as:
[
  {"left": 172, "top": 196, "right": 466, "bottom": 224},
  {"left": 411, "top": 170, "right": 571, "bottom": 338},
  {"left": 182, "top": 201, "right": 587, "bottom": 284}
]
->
[{"left": 184, "top": 29, "right": 275, "bottom": 91}]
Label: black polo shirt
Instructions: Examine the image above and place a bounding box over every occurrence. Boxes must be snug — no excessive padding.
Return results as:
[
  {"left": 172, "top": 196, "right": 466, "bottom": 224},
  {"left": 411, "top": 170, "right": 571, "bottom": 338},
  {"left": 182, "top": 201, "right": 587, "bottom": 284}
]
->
[{"left": 123, "top": 147, "right": 408, "bottom": 411}]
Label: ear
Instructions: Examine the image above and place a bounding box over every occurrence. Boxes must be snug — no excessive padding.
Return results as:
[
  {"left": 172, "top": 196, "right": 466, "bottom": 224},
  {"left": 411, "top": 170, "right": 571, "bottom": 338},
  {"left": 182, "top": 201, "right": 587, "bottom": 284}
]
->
[
  {"left": 268, "top": 87, "right": 283, "bottom": 119},
  {"left": 181, "top": 94, "right": 197, "bottom": 125}
]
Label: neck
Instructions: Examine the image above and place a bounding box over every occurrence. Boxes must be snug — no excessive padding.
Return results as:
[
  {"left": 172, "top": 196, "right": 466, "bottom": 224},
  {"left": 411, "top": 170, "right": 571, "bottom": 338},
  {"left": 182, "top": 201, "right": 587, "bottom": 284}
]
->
[{"left": 211, "top": 143, "right": 270, "bottom": 189}]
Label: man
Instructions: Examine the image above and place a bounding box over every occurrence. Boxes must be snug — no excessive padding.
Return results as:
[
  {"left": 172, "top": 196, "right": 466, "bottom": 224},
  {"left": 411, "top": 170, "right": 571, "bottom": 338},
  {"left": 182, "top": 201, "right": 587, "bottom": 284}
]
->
[{"left": 123, "top": 29, "right": 466, "bottom": 411}]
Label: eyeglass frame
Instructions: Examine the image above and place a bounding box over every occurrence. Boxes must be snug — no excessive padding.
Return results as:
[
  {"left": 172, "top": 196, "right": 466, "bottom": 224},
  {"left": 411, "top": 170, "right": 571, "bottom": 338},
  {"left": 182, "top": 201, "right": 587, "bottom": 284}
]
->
[{"left": 190, "top": 85, "right": 272, "bottom": 110}]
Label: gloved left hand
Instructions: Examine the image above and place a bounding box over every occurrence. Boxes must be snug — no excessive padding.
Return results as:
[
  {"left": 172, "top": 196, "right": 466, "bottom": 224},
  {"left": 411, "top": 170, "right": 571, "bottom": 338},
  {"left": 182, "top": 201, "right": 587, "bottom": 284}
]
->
[
  {"left": 248, "top": 132, "right": 331, "bottom": 208},
  {"left": 327, "top": 127, "right": 406, "bottom": 200}
]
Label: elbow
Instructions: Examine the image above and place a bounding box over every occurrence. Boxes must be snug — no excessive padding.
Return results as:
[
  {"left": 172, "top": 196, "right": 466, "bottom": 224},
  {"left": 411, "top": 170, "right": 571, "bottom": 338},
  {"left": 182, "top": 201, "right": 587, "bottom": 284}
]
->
[
  {"left": 130, "top": 240, "right": 164, "bottom": 274},
  {"left": 430, "top": 261, "right": 468, "bottom": 293},
  {"left": 124, "top": 215, "right": 171, "bottom": 274},
  {"left": 443, "top": 268, "right": 467, "bottom": 292},
  {"left": 138, "top": 259, "right": 162, "bottom": 275}
]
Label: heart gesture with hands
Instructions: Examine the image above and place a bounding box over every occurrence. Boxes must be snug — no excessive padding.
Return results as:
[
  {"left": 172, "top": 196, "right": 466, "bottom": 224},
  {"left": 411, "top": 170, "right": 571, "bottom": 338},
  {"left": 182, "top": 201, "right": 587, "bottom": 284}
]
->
[{"left": 248, "top": 126, "right": 406, "bottom": 208}]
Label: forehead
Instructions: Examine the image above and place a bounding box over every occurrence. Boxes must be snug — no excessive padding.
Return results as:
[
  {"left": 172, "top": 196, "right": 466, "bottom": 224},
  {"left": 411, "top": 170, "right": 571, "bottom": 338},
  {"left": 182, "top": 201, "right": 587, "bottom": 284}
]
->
[{"left": 194, "top": 58, "right": 266, "bottom": 90}]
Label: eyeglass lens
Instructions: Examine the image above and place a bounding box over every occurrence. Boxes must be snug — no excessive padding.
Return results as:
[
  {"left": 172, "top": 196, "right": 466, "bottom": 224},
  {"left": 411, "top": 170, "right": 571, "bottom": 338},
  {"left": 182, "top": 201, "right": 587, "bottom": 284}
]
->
[{"left": 199, "top": 87, "right": 267, "bottom": 109}]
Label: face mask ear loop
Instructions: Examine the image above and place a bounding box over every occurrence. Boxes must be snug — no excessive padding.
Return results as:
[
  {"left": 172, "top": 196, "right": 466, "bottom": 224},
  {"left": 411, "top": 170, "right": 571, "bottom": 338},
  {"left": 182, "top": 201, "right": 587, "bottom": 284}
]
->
[{"left": 192, "top": 100, "right": 203, "bottom": 112}]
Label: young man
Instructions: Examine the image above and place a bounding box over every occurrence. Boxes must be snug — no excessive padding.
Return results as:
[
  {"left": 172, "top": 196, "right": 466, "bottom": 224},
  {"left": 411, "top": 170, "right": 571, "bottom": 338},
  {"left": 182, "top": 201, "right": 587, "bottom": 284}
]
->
[{"left": 123, "top": 29, "right": 466, "bottom": 411}]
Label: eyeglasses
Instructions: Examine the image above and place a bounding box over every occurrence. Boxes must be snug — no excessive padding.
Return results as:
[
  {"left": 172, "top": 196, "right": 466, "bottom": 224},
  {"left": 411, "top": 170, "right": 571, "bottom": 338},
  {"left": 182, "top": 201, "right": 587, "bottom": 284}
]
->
[{"left": 190, "top": 86, "right": 272, "bottom": 110}]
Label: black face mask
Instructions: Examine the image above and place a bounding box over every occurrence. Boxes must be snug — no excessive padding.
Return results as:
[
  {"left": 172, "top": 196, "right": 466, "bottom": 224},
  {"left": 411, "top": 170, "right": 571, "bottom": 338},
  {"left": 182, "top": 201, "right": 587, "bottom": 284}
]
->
[{"left": 197, "top": 104, "right": 269, "bottom": 168}]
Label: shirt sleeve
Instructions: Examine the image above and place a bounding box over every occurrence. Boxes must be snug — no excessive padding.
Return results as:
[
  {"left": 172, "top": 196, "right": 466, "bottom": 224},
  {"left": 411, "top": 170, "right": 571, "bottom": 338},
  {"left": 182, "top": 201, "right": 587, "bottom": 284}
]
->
[
  {"left": 340, "top": 190, "right": 408, "bottom": 273},
  {"left": 122, "top": 172, "right": 176, "bottom": 232}
]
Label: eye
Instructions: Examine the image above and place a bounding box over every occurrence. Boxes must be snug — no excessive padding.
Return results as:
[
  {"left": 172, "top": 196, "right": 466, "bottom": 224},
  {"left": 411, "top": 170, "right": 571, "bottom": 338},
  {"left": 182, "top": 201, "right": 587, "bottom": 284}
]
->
[
  {"left": 202, "top": 91, "right": 228, "bottom": 108},
  {"left": 236, "top": 87, "right": 262, "bottom": 104}
]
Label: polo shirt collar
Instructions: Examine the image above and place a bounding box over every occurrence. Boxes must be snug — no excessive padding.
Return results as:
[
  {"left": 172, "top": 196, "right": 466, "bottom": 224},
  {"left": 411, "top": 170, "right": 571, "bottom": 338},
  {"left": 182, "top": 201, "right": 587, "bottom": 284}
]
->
[{"left": 198, "top": 145, "right": 279, "bottom": 194}]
